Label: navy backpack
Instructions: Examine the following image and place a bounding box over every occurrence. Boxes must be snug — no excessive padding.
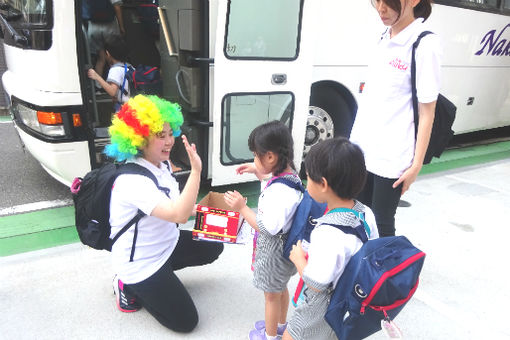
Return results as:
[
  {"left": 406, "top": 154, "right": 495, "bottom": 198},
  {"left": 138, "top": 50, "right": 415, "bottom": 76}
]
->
[
  {"left": 82, "top": 0, "right": 115, "bottom": 23},
  {"left": 269, "top": 177, "right": 328, "bottom": 259},
  {"left": 121, "top": 63, "right": 163, "bottom": 101},
  {"left": 324, "top": 228, "right": 426, "bottom": 340},
  {"left": 136, "top": 0, "right": 160, "bottom": 39}
]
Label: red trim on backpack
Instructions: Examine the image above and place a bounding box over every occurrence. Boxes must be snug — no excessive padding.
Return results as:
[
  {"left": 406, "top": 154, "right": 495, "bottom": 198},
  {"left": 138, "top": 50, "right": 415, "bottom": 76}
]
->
[
  {"left": 144, "top": 67, "right": 157, "bottom": 75},
  {"left": 139, "top": 4, "right": 157, "bottom": 8},
  {"left": 369, "top": 278, "right": 419, "bottom": 313},
  {"left": 360, "top": 251, "right": 425, "bottom": 314}
]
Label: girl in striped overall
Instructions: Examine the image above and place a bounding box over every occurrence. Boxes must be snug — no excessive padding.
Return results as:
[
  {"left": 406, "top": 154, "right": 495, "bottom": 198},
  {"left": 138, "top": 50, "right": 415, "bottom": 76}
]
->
[{"left": 224, "top": 121, "right": 302, "bottom": 340}]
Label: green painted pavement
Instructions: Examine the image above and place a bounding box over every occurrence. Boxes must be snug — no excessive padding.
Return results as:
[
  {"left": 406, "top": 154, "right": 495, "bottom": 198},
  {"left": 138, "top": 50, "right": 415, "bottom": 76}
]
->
[
  {"left": 421, "top": 140, "right": 510, "bottom": 174},
  {"left": 1, "top": 140, "right": 508, "bottom": 257},
  {"left": 0, "top": 183, "right": 261, "bottom": 257}
]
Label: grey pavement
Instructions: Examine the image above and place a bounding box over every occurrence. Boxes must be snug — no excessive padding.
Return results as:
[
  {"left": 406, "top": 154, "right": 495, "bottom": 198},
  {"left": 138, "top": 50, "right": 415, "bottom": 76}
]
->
[{"left": 2, "top": 159, "right": 510, "bottom": 340}]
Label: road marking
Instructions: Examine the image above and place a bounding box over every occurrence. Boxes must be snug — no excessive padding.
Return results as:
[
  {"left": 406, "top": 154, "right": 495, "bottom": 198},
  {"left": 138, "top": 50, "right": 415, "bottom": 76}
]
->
[{"left": 0, "top": 199, "right": 73, "bottom": 217}]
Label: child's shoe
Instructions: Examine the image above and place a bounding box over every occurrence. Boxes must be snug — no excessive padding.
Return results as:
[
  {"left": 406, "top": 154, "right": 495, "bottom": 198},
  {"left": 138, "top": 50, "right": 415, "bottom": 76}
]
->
[
  {"left": 112, "top": 275, "right": 142, "bottom": 313},
  {"left": 249, "top": 327, "right": 281, "bottom": 340},
  {"left": 254, "top": 320, "right": 287, "bottom": 336}
]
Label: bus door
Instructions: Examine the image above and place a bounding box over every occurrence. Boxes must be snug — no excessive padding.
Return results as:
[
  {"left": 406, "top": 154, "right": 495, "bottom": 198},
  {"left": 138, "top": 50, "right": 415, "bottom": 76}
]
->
[{"left": 210, "top": 0, "right": 313, "bottom": 186}]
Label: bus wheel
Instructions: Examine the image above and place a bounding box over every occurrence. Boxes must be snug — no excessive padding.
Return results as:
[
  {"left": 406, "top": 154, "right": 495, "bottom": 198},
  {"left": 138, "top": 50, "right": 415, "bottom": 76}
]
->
[
  {"left": 304, "top": 89, "right": 355, "bottom": 157},
  {"left": 303, "top": 106, "right": 335, "bottom": 158},
  {"left": 300, "top": 86, "right": 355, "bottom": 177}
]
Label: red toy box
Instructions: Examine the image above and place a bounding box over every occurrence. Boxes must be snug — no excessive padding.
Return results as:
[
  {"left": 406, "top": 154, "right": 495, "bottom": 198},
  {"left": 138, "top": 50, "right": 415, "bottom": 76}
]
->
[{"left": 192, "top": 191, "right": 244, "bottom": 243}]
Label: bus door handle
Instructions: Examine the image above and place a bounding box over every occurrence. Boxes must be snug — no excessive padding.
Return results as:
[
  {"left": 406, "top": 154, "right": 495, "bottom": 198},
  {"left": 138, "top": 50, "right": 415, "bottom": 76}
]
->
[
  {"left": 189, "top": 118, "right": 213, "bottom": 127},
  {"left": 272, "top": 74, "right": 287, "bottom": 85}
]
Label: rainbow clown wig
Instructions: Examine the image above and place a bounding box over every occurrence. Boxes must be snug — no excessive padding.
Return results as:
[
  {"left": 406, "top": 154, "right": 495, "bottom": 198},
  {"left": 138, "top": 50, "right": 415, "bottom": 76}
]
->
[{"left": 105, "top": 95, "right": 184, "bottom": 162}]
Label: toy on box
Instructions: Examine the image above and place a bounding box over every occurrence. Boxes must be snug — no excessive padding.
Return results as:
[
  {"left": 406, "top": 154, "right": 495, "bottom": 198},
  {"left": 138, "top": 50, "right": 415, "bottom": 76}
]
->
[{"left": 193, "top": 191, "right": 245, "bottom": 243}]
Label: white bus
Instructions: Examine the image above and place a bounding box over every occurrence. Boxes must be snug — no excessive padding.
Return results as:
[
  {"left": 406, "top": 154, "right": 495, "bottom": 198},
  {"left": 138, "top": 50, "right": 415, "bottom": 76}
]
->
[{"left": 1, "top": 0, "right": 509, "bottom": 187}]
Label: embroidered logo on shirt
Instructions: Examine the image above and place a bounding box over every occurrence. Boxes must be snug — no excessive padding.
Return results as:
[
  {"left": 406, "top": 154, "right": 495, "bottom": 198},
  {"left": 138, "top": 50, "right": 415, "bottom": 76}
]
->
[{"left": 388, "top": 58, "right": 409, "bottom": 71}]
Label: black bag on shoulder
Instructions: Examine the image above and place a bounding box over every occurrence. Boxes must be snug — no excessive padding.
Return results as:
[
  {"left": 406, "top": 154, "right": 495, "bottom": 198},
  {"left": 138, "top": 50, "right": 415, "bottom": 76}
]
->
[
  {"left": 71, "top": 162, "right": 170, "bottom": 261},
  {"left": 411, "top": 31, "right": 456, "bottom": 164}
]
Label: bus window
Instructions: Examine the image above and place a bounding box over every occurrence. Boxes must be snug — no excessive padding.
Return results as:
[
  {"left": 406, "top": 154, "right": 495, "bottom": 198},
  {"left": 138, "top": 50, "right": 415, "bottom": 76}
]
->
[
  {"left": 449, "top": 0, "right": 498, "bottom": 7},
  {"left": 225, "top": 0, "right": 303, "bottom": 59},
  {"left": 220, "top": 93, "right": 294, "bottom": 165},
  {"left": 4, "top": 0, "right": 48, "bottom": 24},
  {"left": 0, "top": 0, "right": 51, "bottom": 49}
]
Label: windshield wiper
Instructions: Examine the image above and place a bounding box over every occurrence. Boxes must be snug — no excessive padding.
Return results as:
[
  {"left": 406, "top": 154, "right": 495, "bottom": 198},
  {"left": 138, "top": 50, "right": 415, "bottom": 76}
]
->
[{"left": 0, "top": 3, "right": 27, "bottom": 47}]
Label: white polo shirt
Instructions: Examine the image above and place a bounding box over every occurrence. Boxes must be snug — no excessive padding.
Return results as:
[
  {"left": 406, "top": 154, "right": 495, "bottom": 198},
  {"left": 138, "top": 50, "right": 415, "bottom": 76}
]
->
[
  {"left": 109, "top": 158, "right": 180, "bottom": 284},
  {"left": 350, "top": 18, "right": 442, "bottom": 178}
]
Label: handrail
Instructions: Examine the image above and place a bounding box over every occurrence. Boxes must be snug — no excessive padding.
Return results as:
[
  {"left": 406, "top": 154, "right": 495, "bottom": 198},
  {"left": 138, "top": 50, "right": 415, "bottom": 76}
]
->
[
  {"left": 81, "top": 24, "right": 99, "bottom": 123},
  {"left": 157, "top": 7, "right": 178, "bottom": 58}
]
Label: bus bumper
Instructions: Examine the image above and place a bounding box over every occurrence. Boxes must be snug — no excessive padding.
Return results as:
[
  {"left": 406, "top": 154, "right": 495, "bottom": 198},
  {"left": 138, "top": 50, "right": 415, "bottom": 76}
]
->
[{"left": 14, "top": 124, "right": 91, "bottom": 187}]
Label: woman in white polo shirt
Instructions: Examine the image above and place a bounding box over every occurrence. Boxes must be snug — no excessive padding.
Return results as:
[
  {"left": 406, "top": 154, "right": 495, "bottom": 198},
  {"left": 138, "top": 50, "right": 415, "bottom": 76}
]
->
[
  {"left": 106, "top": 95, "right": 223, "bottom": 332},
  {"left": 350, "top": 0, "right": 441, "bottom": 237}
]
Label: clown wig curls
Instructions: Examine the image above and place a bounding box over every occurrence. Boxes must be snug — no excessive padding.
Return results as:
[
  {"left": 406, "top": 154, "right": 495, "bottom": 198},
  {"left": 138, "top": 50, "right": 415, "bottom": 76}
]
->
[{"left": 105, "top": 95, "right": 184, "bottom": 162}]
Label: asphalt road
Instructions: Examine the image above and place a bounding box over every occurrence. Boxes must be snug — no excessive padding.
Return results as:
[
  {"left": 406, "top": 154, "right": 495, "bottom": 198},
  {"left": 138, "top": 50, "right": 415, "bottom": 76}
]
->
[{"left": 0, "top": 120, "right": 72, "bottom": 210}]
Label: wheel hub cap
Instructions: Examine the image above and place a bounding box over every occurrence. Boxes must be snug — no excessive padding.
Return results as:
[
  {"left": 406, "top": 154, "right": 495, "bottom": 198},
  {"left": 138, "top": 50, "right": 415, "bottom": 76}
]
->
[{"left": 303, "top": 106, "right": 334, "bottom": 158}]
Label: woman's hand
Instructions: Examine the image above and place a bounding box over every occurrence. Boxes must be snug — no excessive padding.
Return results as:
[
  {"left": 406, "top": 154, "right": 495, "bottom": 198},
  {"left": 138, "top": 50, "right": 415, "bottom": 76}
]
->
[
  {"left": 393, "top": 164, "right": 421, "bottom": 196},
  {"left": 223, "top": 190, "right": 247, "bottom": 211},
  {"left": 181, "top": 134, "right": 202, "bottom": 173}
]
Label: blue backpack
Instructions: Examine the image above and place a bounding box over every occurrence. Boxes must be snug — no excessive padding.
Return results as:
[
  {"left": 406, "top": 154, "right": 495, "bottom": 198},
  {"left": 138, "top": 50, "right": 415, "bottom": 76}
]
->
[
  {"left": 324, "top": 227, "right": 426, "bottom": 340},
  {"left": 121, "top": 63, "right": 163, "bottom": 102},
  {"left": 269, "top": 177, "right": 327, "bottom": 259}
]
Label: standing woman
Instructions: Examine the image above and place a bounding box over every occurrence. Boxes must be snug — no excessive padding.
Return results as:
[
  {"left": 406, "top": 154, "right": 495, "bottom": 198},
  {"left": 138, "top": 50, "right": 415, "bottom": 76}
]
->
[
  {"left": 106, "top": 95, "right": 223, "bottom": 332},
  {"left": 350, "top": 0, "right": 442, "bottom": 237}
]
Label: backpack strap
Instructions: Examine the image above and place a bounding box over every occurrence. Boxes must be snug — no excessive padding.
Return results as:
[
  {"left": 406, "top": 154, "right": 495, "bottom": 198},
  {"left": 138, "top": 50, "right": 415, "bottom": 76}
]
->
[
  {"left": 328, "top": 207, "right": 371, "bottom": 238},
  {"left": 325, "top": 223, "right": 369, "bottom": 244},
  {"left": 120, "top": 63, "right": 129, "bottom": 100},
  {"left": 112, "top": 162, "right": 172, "bottom": 261},
  {"left": 411, "top": 31, "right": 434, "bottom": 138},
  {"left": 270, "top": 177, "right": 305, "bottom": 193}
]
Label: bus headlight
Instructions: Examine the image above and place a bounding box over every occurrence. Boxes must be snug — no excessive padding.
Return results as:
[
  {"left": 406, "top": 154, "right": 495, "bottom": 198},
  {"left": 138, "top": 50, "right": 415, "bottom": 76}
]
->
[{"left": 16, "top": 103, "right": 66, "bottom": 137}]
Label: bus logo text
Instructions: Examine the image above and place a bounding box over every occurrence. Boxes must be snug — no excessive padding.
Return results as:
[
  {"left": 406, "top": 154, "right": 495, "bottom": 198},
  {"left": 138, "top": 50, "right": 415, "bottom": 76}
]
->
[{"left": 475, "top": 24, "right": 510, "bottom": 56}]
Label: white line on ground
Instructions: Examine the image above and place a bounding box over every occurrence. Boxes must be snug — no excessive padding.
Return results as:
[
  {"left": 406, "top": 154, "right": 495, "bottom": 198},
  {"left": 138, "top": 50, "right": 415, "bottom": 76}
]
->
[{"left": 0, "top": 199, "right": 73, "bottom": 216}]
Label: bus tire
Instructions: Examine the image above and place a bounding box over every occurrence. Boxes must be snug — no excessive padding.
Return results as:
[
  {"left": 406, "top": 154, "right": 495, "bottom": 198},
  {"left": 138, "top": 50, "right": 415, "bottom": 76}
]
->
[{"left": 300, "top": 84, "right": 356, "bottom": 177}]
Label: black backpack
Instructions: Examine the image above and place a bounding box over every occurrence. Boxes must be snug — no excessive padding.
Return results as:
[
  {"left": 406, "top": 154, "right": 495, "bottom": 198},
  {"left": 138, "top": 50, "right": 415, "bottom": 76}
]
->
[
  {"left": 411, "top": 31, "right": 457, "bottom": 164},
  {"left": 71, "top": 162, "right": 170, "bottom": 261},
  {"left": 84, "top": 0, "right": 115, "bottom": 23}
]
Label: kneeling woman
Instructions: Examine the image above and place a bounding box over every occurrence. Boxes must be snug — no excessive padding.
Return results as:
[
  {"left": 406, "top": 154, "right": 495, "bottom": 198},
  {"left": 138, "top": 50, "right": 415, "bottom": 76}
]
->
[{"left": 106, "top": 95, "right": 224, "bottom": 332}]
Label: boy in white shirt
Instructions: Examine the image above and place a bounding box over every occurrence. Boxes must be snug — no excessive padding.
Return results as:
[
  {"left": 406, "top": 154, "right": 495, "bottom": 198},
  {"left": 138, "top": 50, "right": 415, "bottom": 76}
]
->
[
  {"left": 87, "top": 35, "right": 133, "bottom": 110},
  {"left": 283, "top": 138, "right": 379, "bottom": 340}
]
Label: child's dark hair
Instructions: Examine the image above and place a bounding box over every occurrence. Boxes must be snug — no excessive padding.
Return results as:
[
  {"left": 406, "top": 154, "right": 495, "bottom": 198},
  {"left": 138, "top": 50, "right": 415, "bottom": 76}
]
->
[
  {"left": 248, "top": 120, "right": 295, "bottom": 176},
  {"left": 305, "top": 137, "right": 366, "bottom": 199},
  {"left": 104, "top": 35, "right": 129, "bottom": 61}
]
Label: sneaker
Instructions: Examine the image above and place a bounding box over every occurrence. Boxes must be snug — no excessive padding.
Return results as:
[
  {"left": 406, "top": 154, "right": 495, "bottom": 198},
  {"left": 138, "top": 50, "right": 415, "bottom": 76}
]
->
[
  {"left": 112, "top": 275, "right": 142, "bottom": 313},
  {"left": 249, "top": 326, "right": 284, "bottom": 340},
  {"left": 254, "top": 320, "right": 287, "bottom": 336},
  {"left": 249, "top": 328, "right": 269, "bottom": 340}
]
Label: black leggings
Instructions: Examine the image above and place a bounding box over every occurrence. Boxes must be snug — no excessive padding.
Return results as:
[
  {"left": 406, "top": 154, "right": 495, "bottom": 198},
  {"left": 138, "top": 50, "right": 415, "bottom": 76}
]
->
[
  {"left": 357, "top": 172, "right": 402, "bottom": 237},
  {"left": 125, "top": 230, "right": 224, "bottom": 332}
]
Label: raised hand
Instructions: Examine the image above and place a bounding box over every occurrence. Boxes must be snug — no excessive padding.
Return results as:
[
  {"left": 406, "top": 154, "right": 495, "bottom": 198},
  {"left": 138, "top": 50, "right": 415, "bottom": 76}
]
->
[{"left": 181, "top": 134, "right": 202, "bottom": 173}]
